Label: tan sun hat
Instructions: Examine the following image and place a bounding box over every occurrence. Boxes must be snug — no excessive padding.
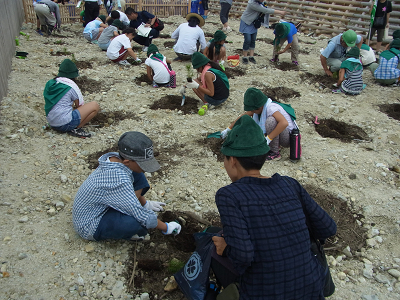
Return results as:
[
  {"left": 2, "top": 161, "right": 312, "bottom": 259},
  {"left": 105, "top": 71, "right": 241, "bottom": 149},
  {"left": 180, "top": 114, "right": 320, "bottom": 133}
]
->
[{"left": 186, "top": 13, "right": 205, "bottom": 27}]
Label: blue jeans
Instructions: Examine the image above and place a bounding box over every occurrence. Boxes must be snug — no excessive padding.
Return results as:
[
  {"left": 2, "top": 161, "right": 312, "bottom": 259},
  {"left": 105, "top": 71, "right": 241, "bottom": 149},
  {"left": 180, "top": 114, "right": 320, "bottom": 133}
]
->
[
  {"left": 51, "top": 109, "right": 81, "bottom": 132},
  {"left": 205, "top": 94, "right": 227, "bottom": 106},
  {"left": 98, "top": 41, "right": 111, "bottom": 50},
  {"left": 93, "top": 208, "right": 148, "bottom": 241},
  {"left": 243, "top": 32, "right": 257, "bottom": 51}
]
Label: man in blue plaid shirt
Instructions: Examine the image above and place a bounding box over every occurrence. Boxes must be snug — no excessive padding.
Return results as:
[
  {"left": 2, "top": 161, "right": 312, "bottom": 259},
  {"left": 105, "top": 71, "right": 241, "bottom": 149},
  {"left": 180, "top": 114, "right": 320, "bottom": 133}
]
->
[
  {"left": 211, "top": 115, "right": 337, "bottom": 299},
  {"left": 72, "top": 131, "right": 181, "bottom": 241}
]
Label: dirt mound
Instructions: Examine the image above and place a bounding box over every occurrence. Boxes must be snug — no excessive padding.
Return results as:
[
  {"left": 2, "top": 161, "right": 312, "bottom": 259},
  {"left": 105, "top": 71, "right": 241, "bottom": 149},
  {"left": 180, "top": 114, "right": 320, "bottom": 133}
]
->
[
  {"left": 74, "top": 60, "right": 92, "bottom": 69},
  {"left": 300, "top": 72, "right": 336, "bottom": 88},
  {"left": 163, "top": 41, "right": 175, "bottom": 48},
  {"left": 89, "top": 111, "right": 136, "bottom": 128},
  {"left": 150, "top": 95, "right": 200, "bottom": 115},
  {"left": 198, "top": 137, "right": 224, "bottom": 162},
  {"left": 224, "top": 67, "right": 246, "bottom": 79},
  {"left": 315, "top": 118, "right": 369, "bottom": 142},
  {"left": 74, "top": 76, "right": 102, "bottom": 94},
  {"left": 270, "top": 61, "right": 299, "bottom": 71},
  {"left": 262, "top": 86, "right": 301, "bottom": 102},
  {"left": 379, "top": 103, "right": 400, "bottom": 121},
  {"left": 134, "top": 73, "right": 153, "bottom": 86}
]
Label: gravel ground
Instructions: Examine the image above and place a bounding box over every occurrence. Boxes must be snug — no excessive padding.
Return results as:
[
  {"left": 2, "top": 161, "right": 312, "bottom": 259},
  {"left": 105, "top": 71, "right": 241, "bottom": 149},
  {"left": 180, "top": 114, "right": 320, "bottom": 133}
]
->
[{"left": 1, "top": 13, "right": 400, "bottom": 300}]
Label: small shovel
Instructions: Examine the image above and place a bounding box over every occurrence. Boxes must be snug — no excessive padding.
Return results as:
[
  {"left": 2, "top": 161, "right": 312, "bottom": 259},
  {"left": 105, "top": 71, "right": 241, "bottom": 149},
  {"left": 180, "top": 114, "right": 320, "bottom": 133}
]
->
[{"left": 179, "top": 86, "right": 186, "bottom": 106}]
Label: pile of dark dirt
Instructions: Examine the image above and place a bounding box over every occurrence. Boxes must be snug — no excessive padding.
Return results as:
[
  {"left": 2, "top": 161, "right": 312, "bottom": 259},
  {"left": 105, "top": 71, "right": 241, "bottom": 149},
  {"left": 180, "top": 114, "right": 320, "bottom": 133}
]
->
[
  {"left": 270, "top": 61, "right": 299, "bottom": 71},
  {"left": 261, "top": 86, "right": 301, "bottom": 102},
  {"left": 163, "top": 41, "right": 175, "bottom": 48},
  {"left": 124, "top": 211, "right": 221, "bottom": 298},
  {"left": 134, "top": 74, "right": 153, "bottom": 85},
  {"left": 315, "top": 118, "right": 369, "bottom": 142},
  {"left": 149, "top": 95, "right": 200, "bottom": 115},
  {"left": 304, "top": 185, "right": 367, "bottom": 252},
  {"left": 89, "top": 111, "right": 136, "bottom": 128},
  {"left": 224, "top": 67, "right": 246, "bottom": 79},
  {"left": 198, "top": 137, "right": 224, "bottom": 162},
  {"left": 379, "top": 103, "right": 400, "bottom": 121},
  {"left": 74, "top": 60, "right": 92, "bottom": 69},
  {"left": 300, "top": 72, "right": 336, "bottom": 88},
  {"left": 74, "top": 76, "right": 102, "bottom": 94}
]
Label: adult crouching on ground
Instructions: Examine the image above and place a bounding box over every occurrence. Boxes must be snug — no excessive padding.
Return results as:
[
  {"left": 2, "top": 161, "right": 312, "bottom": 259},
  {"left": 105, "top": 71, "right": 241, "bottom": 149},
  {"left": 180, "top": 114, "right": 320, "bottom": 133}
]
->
[
  {"left": 34, "top": 0, "right": 64, "bottom": 35},
  {"left": 125, "top": 7, "right": 164, "bottom": 52},
  {"left": 320, "top": 29, "right": 363, "bottom": 77},
  {"left": 171, "top": 13, "right": 207, "bottom": 62},
  {"left": 239, "top": 0, "right": 285, "bottom": 64},
  {"left": 186, "top": 52, "right": 229, "bottom": 115},
  {"left": 73, "top": 131, "right": 181, "bottom": 241},
  {"left": 43, "top": 59, "right": 100, "bottom": 138}
]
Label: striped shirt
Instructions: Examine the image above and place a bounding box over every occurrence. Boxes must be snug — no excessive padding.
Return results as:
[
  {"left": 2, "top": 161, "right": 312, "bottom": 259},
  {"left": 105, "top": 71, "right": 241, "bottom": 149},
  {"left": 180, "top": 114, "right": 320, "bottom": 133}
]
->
[
  {"left": 72, "top": 152, "right": 158, "bottom": 240},
  {"left": 215, "top": 174, "right": 337, "bottom": 300}
]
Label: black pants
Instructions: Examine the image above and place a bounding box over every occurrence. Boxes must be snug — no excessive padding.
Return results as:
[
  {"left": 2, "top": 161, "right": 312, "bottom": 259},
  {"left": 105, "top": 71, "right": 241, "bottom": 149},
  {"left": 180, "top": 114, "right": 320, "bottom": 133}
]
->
[
  {"left": 133, "top": 29, "right": 160, "bottom": 46},
  {"left": 84, "top": 1, "right": 100, "bottom": 26},
  {"left": 220, "top": 2, "right": 231, "bottom": 24}
]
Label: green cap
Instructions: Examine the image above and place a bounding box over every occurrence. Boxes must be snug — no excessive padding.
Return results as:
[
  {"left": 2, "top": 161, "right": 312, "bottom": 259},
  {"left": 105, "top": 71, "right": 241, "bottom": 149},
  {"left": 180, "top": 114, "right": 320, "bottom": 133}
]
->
[
  {"left": 112, "top": 19, "right": 125, "bottom": 30},
  {"left": 393, "top": 30, "right": 400, "bottom": 39},
  {"left": 342, "top": 30, "right": 357, "bottom": 47},
  {"left": 191, "top": 52, "right": 210, "bottom": 69},
  {"left": 221, "top": 115, "right": 270, "bottom": 157},
  {"left": 147, "top": 44, "right": 159, "bottom": 56},
  {"left": 346, "top": 46, "right": 360, "bottom": 58},
  {"left": 98, "top": 15, "right": 106, "bottom": 23},
  {"left": 213, "top": 30, "right": 226, "bottom": 42},
  {"left": 390, "top": 38, "right": 400, "bottom": 49},
  {"left": 243, "top": 87, "right": 268, "bottom": 111},
  {"left": 57, "top": 59, "right": 79, "bottom": 79}
]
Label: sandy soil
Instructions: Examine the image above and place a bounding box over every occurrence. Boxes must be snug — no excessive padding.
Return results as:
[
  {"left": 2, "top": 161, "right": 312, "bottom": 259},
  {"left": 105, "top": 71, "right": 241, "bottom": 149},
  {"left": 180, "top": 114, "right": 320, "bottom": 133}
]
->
[{"left": 1, "top": 13, "right": 400, "bottom": 300}]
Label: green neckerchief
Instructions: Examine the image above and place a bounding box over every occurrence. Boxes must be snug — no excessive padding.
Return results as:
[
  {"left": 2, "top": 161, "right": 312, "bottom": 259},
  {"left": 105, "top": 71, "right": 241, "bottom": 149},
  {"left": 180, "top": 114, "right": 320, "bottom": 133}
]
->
[
  {"left": 273, "top": 23, "right": 291, "bottom": 46},
  {"left": 340, "top": 58, "right": 363, "bottom": 72},
  {"left": 43, "top": 79, "right": 72, "bottom": 116},
  {"left": 149, "top": 53, "right": 164, "bottom": 61},
  {"left": 361, "top": 44, "right": 370, "bottom": 51},
  {"left": 380, "top": 48, "right": 400, "bottom": 61},
  {"left": 210, "top": 68, "right": 230, "bottom": 89},
  {"left": 272, "top": 101, "right": 296, "bottom": 120},
  {"left": 209, "top": 39, "right": 222, "bottom": 56}
]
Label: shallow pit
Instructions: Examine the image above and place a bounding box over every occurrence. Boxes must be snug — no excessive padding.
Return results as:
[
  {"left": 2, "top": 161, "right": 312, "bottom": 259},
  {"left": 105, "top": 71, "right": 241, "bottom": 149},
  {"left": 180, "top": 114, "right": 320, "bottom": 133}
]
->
[
  {"left": 149, "top": 95, "right": 200, "bottom": 115},
  {"left": 262, "top": 86, "right": 301, "bottom": 102},
  {"left": 379, "top": 103, "right": 400, "bottom": 121},
  {"left": 74, "top": 60, "right": 92, "bottom": 69},
  {"left": 224, "top": 67, "right": 246, "bottom": 79},
  {"left": 315, "top": 118, "right": 369, "bottom": 142},
  {"left": 270, "top": 61, "right": 299, "bottom": 71},
  {"left": 163, "top": 41, "right": 175, "bottom": 48},
  {"left": 300, "top": 72, "right": 336, "bottom": 88},
  {"left": 198, "top": 136, "right": 224, "bottom": 162},
  {"left": 74, "top": 76, "right": 102, "bottom": 94},
  {"left": 89, "top": 110, "right": 136, "bottom": 129},
  {"left": 134, "top": 73, "right": 153, "bottom": 86}
]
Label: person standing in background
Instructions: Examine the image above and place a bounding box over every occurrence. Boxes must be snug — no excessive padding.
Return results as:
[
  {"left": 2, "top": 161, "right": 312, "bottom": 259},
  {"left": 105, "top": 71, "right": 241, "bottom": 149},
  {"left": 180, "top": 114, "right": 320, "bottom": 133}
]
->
[
  {"left": 84, "top": 0, "right": 103, "bottom": 26},
  {"left": 366, "top": 0, "right": 392, "bottom": 54},
  {"left": 220, "top": 0, "right": 232, "bottom": 33}
]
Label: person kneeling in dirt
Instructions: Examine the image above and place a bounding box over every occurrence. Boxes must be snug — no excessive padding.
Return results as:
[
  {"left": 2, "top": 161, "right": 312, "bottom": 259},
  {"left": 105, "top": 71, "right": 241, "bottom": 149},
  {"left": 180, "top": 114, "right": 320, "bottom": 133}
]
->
[
  {"left": 98, "top": 19, "right": 126, "bottom": 51},
  {"left": 73, "top": 131, "right": 182, "bottom": 241},
  {"left": 106, "top": 27, "right": 141, "bottom": 66},
  {"left": 203, "top": 30, "right": 227, "bottom": 69},
  {"left": 209, "top": 115, "right": 336, "bottom": 299},
  {"left": 43, "top": 59, "right": 99, "bottom": 138},
  {"left": 83, "top": 15, "right": 108, "bottom": 44},
  {"left": 186, "top": 52, "right": 229, "bottom": 115},
  {"left": 369, "top": 39, "right": 400, "bottom": 86},
  {"left": 220, "top": 87, "right": 296, "bottom": 161},
  {"left": 145, "top": 44, "right": 174, "bottom": 88}
]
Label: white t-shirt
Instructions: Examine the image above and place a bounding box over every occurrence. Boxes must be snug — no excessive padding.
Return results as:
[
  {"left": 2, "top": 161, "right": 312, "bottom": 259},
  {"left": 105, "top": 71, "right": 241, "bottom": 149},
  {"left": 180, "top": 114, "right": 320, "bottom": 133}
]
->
[
  {"left": 266, "top": 103, "right": 295, "bottom": 132},
  {"left": 107, "top": 34, "right": 132, "bottom": 60},
  {"left": 171, "top": 23, "right": 207, "bottom": 55},
  {"left": 109, "top": 10, "right": 130, "bottom": 25},
  {"left": 145, "top": 55, "right": 170, "bottom": 84}
]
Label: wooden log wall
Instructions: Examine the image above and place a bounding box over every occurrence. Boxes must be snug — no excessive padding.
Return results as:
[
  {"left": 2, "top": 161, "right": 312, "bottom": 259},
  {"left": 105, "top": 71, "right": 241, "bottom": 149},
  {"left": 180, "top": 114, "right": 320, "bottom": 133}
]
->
[
  {"left": 22, "top": 0, "right": 190, "bottom": 24},
  {"left": 1, "top": 0, "right": 24, "bottom": 102},
  {"left": 209, "top": 0, "right": 399, "bottom": 39}
]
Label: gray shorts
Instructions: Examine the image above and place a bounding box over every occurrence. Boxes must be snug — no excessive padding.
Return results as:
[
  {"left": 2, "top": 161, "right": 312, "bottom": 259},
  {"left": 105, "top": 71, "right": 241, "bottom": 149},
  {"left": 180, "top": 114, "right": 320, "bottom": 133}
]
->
[{"left": 83, "top": 28, "right": 100, "bottom": 42}]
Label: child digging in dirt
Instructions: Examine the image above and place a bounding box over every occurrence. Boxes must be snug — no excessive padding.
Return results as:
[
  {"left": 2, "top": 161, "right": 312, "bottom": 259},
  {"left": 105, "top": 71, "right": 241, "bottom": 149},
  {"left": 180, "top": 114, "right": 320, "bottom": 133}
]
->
[
  {"left": 332, "top": 47, "right": 365, "bottom": 95},
  {"left": 145, "top": 44, "right": 174, "bottom": 87},
  {"left": 98, "top": 19, "right": 125, "bottom": 51},
  {"left": 186, "top": 52, "right": 229, "bottom": 115},
  {"left": 220, "top": 87, "right": 296, "bottom": 161},
  {"left": 271, "top": 22, "right": 299, "bottom": 65},
  {"left": 73, "top": 131, "right": 182, "bottom": 241},
  {"left": 43, "top": 59, "right": 100, "bottom": 138},
  {"left": 208, "top": 114, "right": 336, "bottom": 299},
  {"left": 106, "top": 27, "right": 141, "bottom": 66}
]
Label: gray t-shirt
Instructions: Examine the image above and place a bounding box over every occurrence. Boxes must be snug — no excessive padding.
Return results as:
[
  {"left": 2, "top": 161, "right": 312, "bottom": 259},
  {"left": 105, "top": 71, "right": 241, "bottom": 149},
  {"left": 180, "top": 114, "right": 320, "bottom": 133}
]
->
[
  {"left": 98, "top": 25, "right": 118, "bottom": 44},
  {"left": 46, "top": 88, "right": 78, "bottom": 127}
]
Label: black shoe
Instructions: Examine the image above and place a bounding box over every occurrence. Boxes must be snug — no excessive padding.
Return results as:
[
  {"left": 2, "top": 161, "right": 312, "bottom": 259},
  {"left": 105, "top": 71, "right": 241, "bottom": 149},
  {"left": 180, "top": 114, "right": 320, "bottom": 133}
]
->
[
  {"left": 67, "top": 128, "right": 91, "bottom": 138},
  {"left": 40, "top": 25, "right": 47, "bottom": 33},
  {"left": 249, "top": 57, "right": 256, "bottom": 64},
  {"left": 242, "top": 57, "right": 249, "bottom": 64}
]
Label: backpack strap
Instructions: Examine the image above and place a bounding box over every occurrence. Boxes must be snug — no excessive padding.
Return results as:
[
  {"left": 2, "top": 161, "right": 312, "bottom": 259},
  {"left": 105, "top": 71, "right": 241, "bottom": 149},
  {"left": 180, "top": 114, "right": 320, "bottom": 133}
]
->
[{"left": 150, "top": 55, "right": 173, "bottom": 75}]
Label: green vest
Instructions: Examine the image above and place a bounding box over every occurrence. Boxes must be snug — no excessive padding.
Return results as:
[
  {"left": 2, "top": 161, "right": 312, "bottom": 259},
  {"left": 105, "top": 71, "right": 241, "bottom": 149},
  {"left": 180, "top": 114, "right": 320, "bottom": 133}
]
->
[{"left": 43, "top": 79, "right": 72, "bottom": 116}]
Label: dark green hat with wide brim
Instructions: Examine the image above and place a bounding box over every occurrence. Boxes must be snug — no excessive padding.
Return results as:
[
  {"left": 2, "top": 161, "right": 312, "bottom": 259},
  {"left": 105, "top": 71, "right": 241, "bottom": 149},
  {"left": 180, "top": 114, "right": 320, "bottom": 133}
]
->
[
  {"left": 346, "top": 46, "right": 360, "bottom": 58},
  {"left": 58, "top": 59, "right": 79, "bottom": 79},
  {"left": 243, "top": 87, "right": 268, "bottom": 111},
  {"left": 221, "top": 114, "right": 270, "bottom": 157},
  {"left": 192, "top": 52, "right": 210, "bottom": 69}
]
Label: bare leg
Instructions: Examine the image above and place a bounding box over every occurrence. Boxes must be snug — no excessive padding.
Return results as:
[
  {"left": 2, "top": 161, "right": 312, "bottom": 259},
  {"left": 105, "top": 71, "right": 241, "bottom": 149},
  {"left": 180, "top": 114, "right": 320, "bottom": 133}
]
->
[
  {"left": 76, "top": 102, "right": 100, "bottom": 127},
  {"left": 375, "top": 41, "right": 382, "bottom": 52},
  {"left": 218, "top": 46, "right": 226, "bottom": 62},
  {"left": 193, "top": 79, "right": 205, "bottom": 103},
  {"left": 243, "top": 50, "right": 248, "bottom": 57},
  {"left": 249, "top": 49, "right": 255, "bottom": 57}
]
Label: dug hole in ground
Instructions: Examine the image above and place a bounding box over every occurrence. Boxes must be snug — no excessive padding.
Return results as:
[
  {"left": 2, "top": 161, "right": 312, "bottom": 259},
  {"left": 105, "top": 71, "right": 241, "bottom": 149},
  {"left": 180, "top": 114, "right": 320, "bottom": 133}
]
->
[{"left": 1, "top": 13, "right": 400, "bottom": 300}]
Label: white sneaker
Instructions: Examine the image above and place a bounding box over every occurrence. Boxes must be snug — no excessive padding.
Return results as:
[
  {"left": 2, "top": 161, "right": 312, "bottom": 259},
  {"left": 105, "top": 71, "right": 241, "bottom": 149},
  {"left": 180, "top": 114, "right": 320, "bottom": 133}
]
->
[
  {"left": 118, "top": 59, "right": 131, "bottom": 66},
  {"left": 142, "top": 46, "right": 148, "bottom": 52}
]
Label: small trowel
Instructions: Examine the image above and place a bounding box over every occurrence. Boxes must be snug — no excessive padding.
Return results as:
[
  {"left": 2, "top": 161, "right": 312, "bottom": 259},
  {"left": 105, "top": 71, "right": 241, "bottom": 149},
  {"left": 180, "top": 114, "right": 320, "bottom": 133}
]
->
[{"left": 179, "top": 86, "right": 186, "bottom": 106}]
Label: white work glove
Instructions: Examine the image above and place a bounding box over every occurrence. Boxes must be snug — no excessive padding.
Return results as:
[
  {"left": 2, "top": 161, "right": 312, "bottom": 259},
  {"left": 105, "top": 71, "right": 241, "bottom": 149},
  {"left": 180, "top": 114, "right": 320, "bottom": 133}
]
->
[
  {"left": 221, "top": 127, "right": 231, "bottom": 139},
  {"left": 135, "top": 57, "right": 142, "bottom": 63},
  {"left": 266, "top": 135, "right": 272, "bottom": 145},
  {"left": 186, "top": 81, "right": 199, "bottom": 89},
  {"left": 163, "top": 222, "right": 182, "bottom": 235},
  {"left": 144, "top": 200, "right": 166, "bottom": 212}
]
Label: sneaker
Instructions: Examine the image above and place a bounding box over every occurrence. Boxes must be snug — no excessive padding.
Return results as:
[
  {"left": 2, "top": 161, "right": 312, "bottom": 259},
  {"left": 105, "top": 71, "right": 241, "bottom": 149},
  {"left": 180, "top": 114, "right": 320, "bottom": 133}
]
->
[
  {"left": 67, "top": 128, "right": 91, "bottom": 138},
  {"left": 292, "top": 60, "right": 299, "bottom": 66},
  {"left": 249, "top": 57, "right": 256, "bottom": 64},
  {"left": 242, "top": 57, "right": 249, "bottom": 64},
  {"left": 118, "top": 59, "right": 131, "bottom": 66},
  {"left": 36, "top": 29, "right": 44, "bottom": 36},
  {"left": 265, "top": 151, "right": 281, "bottom": 161},
  {"left": 332, "top": 88, "right": 342, "bottom": 94},
  {"left": 152, "top": 81, "right": 159, "bottom": 88},
  {"left": 270, "top": 57, "right": 279, "bottom": 63},
  {"left": 142, "top": 46, "right": 148, "bottom": 52},
  {"left": 130, "top": 234, "right": 145, "bottom": 241}
]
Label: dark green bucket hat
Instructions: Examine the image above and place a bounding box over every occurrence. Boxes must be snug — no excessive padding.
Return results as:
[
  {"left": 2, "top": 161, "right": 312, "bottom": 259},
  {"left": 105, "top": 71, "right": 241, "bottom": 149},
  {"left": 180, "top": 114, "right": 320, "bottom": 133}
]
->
[
  {"left": 58, "top": 59, "right": 79, "bottom": 79},
  {"left": 243, "top": 87, "right": 268, "bottom": 111},
  {"left": 191, "top": 52, "right": 210, "bottom": 69}
]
